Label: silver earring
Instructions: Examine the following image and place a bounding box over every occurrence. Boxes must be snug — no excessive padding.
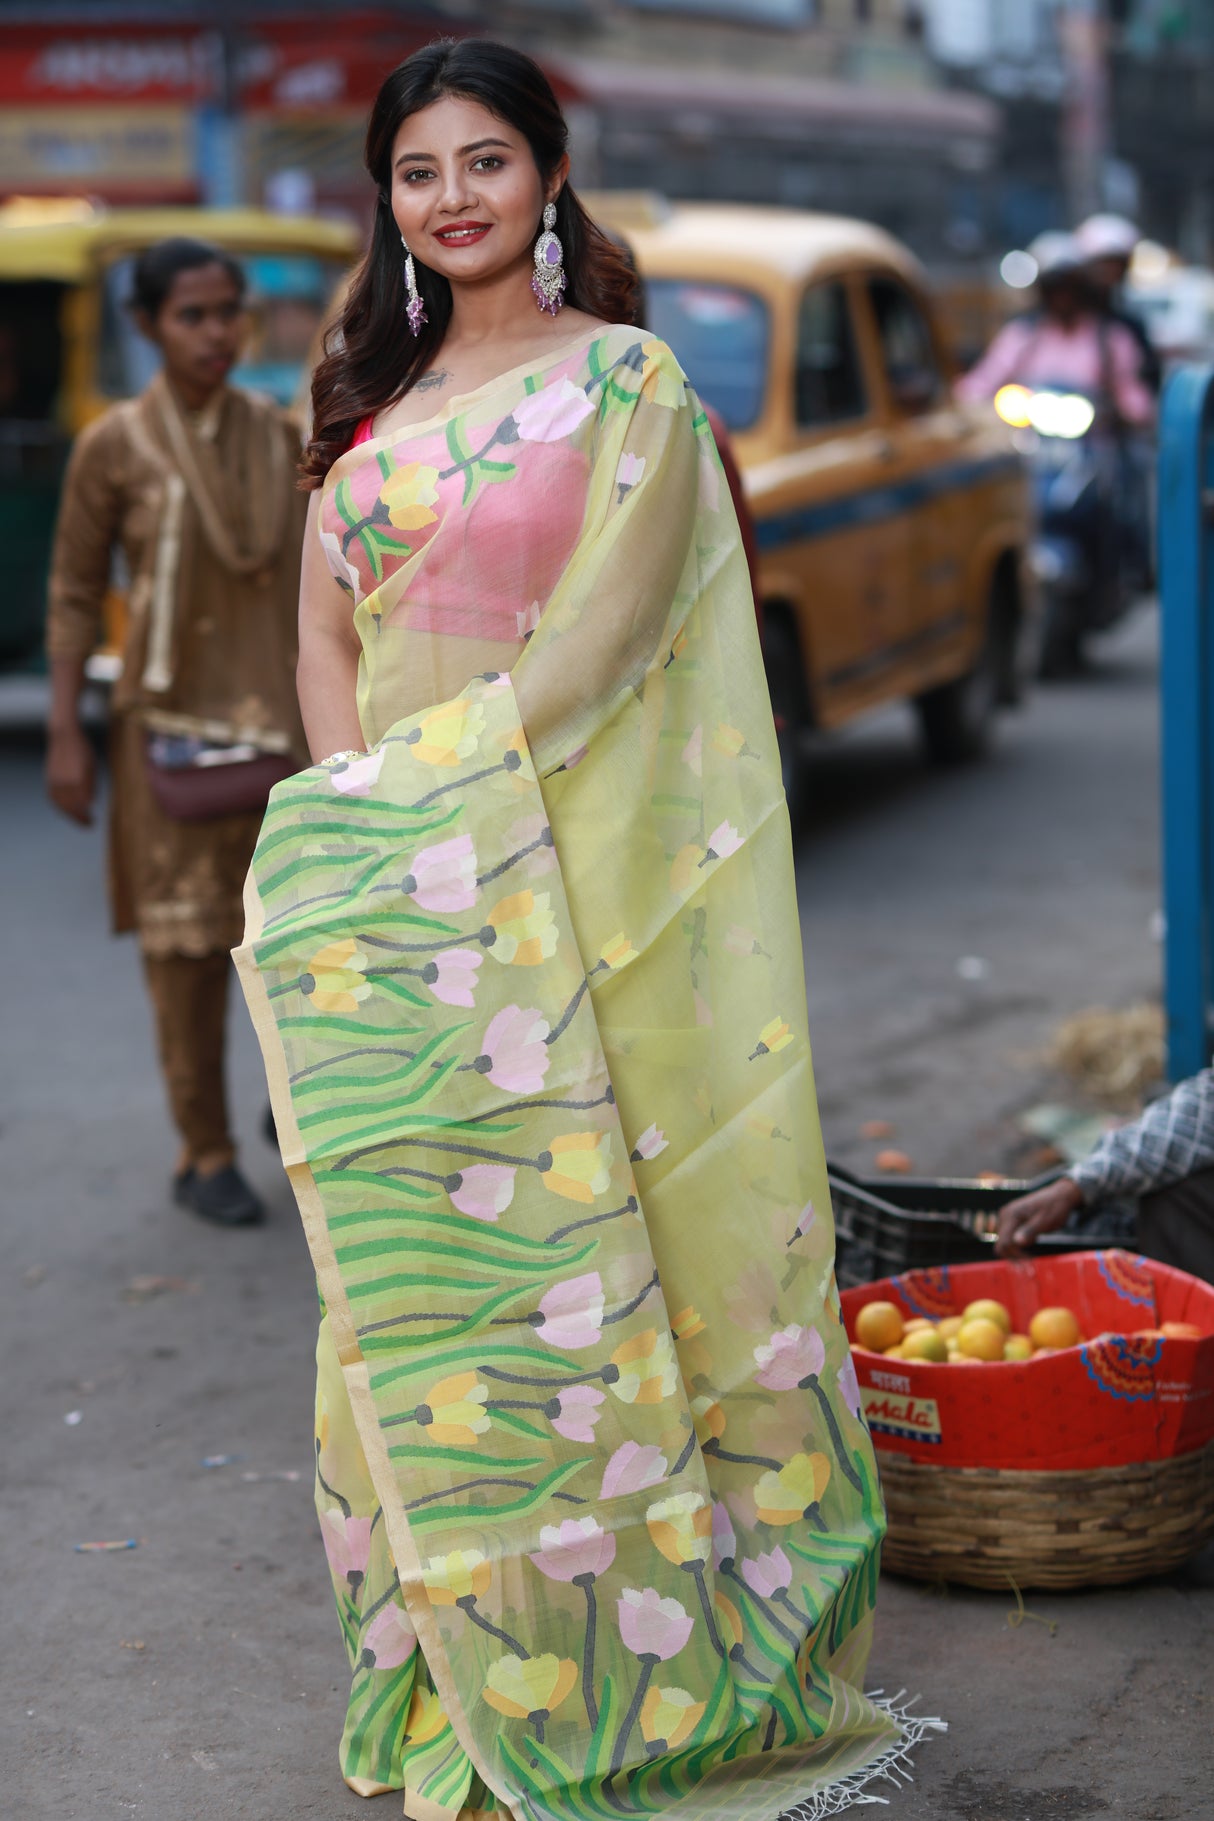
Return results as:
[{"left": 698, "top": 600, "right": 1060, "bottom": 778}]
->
[
  {"left": 532, "top": 201, "right": 566, "bottom": 316},
  {"left": 401, "top": 235, "right": 427, "bottom": 336}
]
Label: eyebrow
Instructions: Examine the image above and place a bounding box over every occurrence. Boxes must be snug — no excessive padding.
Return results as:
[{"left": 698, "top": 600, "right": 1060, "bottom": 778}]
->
[{"left": 394, "top": 138, "right": 512, "bottom": 168}]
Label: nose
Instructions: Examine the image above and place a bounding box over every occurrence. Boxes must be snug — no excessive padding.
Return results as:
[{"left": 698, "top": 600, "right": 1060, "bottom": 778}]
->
[{"left": 436, "top": 159, "right": 474, "bottom": 214}]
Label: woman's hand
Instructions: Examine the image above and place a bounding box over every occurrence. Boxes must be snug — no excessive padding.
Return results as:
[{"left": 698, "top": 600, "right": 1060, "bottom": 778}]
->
[
  {"left": 46, "top": 721, "right": 96, "bottom": 825},
  {"left": 995, "top": 1176, "right": 1085, "bottom": 1259}
]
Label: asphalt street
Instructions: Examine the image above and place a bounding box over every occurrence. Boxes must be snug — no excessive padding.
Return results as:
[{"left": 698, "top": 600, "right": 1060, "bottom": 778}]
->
[{"left": 2, "top": 607, "right": 1209, "bottom": 1821}]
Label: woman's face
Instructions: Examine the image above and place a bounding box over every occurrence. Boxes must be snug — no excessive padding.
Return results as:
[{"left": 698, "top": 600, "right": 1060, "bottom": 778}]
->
[
  {"left": 143, "top": 262, "right": 246, "bottom": 397},
  {"left": 389, "top": 93, "right": 565, "bottom": 289}
]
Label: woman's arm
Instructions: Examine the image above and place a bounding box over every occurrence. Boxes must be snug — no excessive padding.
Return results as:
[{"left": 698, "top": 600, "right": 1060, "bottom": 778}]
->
[
  {"left": 296, "top": 490, "right": 366, "bottom": 762},
  {"left": 45, "top": 418, "right": 124, "bottom": 825}
]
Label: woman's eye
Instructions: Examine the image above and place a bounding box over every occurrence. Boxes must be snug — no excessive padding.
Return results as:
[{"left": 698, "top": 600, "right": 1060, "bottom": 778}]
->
[
  {"left": 472, "top": 156, "right": 503, "bottom": 172},
  {"left": 403, "top": 169, "right": 433, "bottom": 184}
]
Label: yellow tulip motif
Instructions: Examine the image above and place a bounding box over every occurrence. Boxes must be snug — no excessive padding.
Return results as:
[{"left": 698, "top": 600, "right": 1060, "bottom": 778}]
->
[
  {"left": 486, "top": 890, "right": 558, "bottom": 966},
  {"left": 302, "top": 937, "right": 371, "bottom": 1014},
  {"left": 690, "top": 1394, "right": 725, "bottom": 1445},
  {"left": 599, "top": 932, "right": 639, "bottom": 970},
  {"left": 421, "top": 1548, "right": 492, "bottom": 1604},
  {"left": 640, "top": 1685, "right": 706, "bottom": 1751},
  {"left": 646, "top": 1492, "right": 713, "bottom": 1567},
  {"left": 609, "top": 1327, "right": 678, "bottom": 1405},
  {"left": 482, "top": 1653, "right": 578, "bottom": 1721},
  {"left": 405, "top": 699, "right": 485, "bottom": 767},
  {"left": 416, "top": 1372, "right": 489, "bottom": 1447},
  {"left": 403, "top": 1685, "right": 448, "bottom": 1746},
  {"left": 749, "top": 1016, "right": 793, "bottom": 1060},
  {"left": 377, "top": 461, "right": 439, "bottom": 531},
  {"left": 540, "top": 1130, "right": 612, "bottom": 1204},
  {"left": 754, "top": 1452, "right": 833, "bottom": 1527}
]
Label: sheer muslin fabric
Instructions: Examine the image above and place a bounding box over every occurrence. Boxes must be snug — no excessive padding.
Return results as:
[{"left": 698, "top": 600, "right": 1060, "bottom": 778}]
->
[{"left": 235, "top": 327, "right": 936, "bottom": 1819}]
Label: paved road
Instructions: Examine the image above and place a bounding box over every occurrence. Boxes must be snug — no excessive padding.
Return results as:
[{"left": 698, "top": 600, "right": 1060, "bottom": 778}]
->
[{"left": 3, "top": 610, "right": 1209, "bottom": 1820}]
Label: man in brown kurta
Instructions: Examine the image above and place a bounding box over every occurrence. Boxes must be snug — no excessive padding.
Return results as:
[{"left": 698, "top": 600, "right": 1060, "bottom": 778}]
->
[{"left": 46, "top": 372, "right": 307, "bottom": 1219}]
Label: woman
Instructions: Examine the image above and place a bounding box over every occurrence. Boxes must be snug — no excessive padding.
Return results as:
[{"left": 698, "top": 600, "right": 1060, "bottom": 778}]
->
[
  {"left": 46, "top": 238, "right": 308, "bottom": 1227},
  {"left": 236, "top": 39, "right": 939, "bottom": 1820}
]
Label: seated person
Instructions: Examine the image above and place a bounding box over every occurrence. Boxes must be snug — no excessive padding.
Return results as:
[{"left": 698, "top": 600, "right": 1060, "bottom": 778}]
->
[{"left": 996, "top": 1068, "right": 1214, "bottom": 1283}]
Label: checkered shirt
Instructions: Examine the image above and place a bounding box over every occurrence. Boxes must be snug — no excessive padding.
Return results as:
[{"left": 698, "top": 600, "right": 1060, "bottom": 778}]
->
[{"left": 1070, "top": 1067, "right": 1214, "bottom": 1203}]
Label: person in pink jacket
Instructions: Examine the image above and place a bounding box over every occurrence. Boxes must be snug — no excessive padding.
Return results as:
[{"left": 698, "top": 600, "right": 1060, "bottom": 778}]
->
[{"left": 958, "top": 233, "right": 1154, "bottom": 430}]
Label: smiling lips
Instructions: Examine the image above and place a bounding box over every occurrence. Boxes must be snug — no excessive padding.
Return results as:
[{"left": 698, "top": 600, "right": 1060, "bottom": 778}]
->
[{"left": 433, "top": 222, "right": 492, "bottom": 246}]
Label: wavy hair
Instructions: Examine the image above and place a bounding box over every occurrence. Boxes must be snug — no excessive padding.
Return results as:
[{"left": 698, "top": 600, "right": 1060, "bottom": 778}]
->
[{"left": 302, "top": 38, "right": 638, "bottom": 488}]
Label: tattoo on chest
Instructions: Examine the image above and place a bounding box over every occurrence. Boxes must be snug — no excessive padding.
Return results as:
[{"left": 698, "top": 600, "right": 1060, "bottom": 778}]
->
[{"left": 415, "top": 368, "right": 453, "bottom": 393}]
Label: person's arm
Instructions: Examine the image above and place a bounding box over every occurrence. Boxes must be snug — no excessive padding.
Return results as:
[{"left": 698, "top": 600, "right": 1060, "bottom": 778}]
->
[
  {"left": 954, "top": 320, "right": 1031, "bottom": 405},
  {"left": 997, "top": 1069, "right": 1214, "bottom": 1257},
  {"left": 296, "top": 489, "right": 366, "bottom": 763},
  {"left": 1106, "top": 323, "right": 1155, "bottom": 428},
  {"left": 45, "top": 418, "right": 124, "bottom": 826}
]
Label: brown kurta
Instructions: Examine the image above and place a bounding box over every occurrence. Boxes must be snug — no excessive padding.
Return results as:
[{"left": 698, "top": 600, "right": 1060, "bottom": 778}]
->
[{"left": 47, "top": 377, "right": 308, "bottom": 956}]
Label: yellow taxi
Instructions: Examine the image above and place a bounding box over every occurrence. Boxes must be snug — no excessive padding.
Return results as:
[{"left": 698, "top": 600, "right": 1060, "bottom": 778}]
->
[
  {"left": 0, "top": 199, "right": 359, "bottom": 668},
  {"left": 598, "top": 199, "right": 1033, "bottom": 797}
]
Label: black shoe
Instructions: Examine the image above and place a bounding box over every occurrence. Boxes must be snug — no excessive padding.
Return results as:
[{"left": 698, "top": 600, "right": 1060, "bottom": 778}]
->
[{"left": 174, "top": 1164, "right": 265, "bottom": 1228}]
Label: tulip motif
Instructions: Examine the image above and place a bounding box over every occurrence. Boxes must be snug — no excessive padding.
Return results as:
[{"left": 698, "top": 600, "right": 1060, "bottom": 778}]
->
[
  {"left": 550, "top": 1383, "right": 605, "bottom": 1443},
  {"left": 403, "top": 833, "right": 477, "bottom": 913},
  {"left": 449, "top": 1164, "right": 515, "bottom": 1222},
  {"left": 646, "top": 1493, "right": 713, "bottom": 1568},
  {"left": 754, "top": 1323, "right": 826, "bottom": 1392},
  {"left": 640, "top": 1685, "right": 705, "bottom": 1753},
  {"left": 483, "top": 1653, "right": 578, "bottom": 1736},
  {"left": 359, "top": 1602, "right": 417, "bottom": 1673},
  {"left": 422, "top": 947, "right": 482, "bottom": 1008},
  {"left": 630, "top": 1122, "right": 668, "bottom": 1163},
  {"left": 754, "top": 1452, "right": 833, "bottom": 1527},
  {"left": 319, "top": 1509, "right": 372, "bottom": 1596},
  {"left": 413, "top": 1372, "right": 489, "bottom": 1446},
  {"left": 301, "top": 938, "right": 371, "bottom": 1015},
  {"left": 740, "top": 1546, "right": 793, "bottom": 1600},
  {"left": 617, "top": 1588, "right": 694, "bottom": 1662},
  {"left": 532, "top": 1272, "right": 604, "bottom": 1350},
  {"left": 485, "top": 890, "right": 558, "bottom": 966},
  {"left": 749, "top": 1016, "right": 794, "bottom": 1060},
  {"left": 530, "top": 1516, "right": 616, "bottom": 1584},
  {"left": 540, "top": 1131, "right": 612, "bottom": 1205},
  {"left": 600, "top": 1441, "right": 669, "bottom": 1500},
  {"left": 421, "top": 1549, "right": 492, "bottom": 1605},
  {"left": 475, "top": 1005, "right": 550, "bottom": 1094},
  {"left": 608, "top": 1327, "right": 677, "bottom": 1406},
  {"left": 405, "top": 699, "right": 485, "bottom": 768}
]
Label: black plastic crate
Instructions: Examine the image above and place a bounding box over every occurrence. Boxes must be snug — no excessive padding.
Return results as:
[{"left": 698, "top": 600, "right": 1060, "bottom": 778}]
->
[{"left": 827, "top": 1163, "right": 1119, "bottom": 1289}]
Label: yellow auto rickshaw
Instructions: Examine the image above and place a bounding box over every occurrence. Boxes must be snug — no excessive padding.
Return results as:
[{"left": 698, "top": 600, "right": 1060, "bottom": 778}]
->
[{"left": 0, "top": 198, "right": 359, "bottom": 668}]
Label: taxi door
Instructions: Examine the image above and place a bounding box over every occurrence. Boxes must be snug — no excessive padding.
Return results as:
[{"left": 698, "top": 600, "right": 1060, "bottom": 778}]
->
[
  {"left": 778, "top": 276, "right": 913, "bottom": 727},
  {"left": 858, "top": 273, "right": 976, "bottom": 684}
]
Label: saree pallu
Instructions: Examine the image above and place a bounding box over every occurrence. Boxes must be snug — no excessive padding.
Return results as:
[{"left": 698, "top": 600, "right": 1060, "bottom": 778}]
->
[{"left": 235, "top": 328, "right": 940, "bottom": 1819}]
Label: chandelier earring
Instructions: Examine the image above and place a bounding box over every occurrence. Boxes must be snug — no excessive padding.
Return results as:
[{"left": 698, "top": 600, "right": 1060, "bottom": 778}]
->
[
  {"left": 400, "top": 236, "right": 427, "bottom": 337},
  {"left": 532, "top": 201, "right": 566, "bottom": 316}
]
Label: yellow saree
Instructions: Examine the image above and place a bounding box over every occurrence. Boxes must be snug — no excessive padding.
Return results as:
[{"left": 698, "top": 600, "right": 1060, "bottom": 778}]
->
[{"left": 235, "top": 326, "right": 940, "bottom": 1819}]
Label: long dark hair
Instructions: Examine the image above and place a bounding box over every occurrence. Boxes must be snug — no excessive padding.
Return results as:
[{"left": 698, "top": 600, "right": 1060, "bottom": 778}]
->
[{"left": 302, "top": 37, "right": 638, "bottom": 488}]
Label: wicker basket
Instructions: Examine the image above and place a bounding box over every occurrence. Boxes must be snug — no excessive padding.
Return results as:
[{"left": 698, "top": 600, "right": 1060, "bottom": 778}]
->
[{"left": 877, "top": 1439, "right": 1214, "bottom": 1591}]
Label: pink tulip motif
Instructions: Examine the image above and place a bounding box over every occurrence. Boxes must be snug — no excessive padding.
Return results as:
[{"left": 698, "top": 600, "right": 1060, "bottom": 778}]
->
[
  {"left": 681, "top": 726, "right": 702, "bottom": 776},
  {"left": 327, "top": 749, "right": 385, "bottom": 796},
  {"left": 754, "top": 1323, "right": 826, "bottom": 1391},
  {"left": 476, "top": 1005, "right": 551, "bottom": 1095},
  {"left": 360, "top": 1602, "right": 417, "bottom": 1672},
  {"left": 531, "top": 1272, "right": 604, "bottom": 1350},
  {"left": 615, "top": 451, "right": 646, "bottom": 503},
  {"left": 319, "top": 1509, "right": 373, "bottom": 1595},
  {"left": 629, "top": 1122, "right": 668, "bottom": 1164},
  {"left": 611, "top": 1589, "right": 696, "bottom": 1775},
  {"left": 617, "top": 1588, "right": 694, "bottom": 1662},
  {"left": 740, "top": 1546, "right": 793, "bottom": 1600},
  {"left": 837, "top": 1351, "right": 862, "bottom": 1420},
  {"left": 403, "top": 834, "right": 478, "bottom": 913},
  {"left": 702, "top": 821, "right": 743, "bottom": 865},
  {"left": 710, "top": 1501, "right": 738, "bottom": 1573},
  {"left": 530, "top": 1517, "right": 616, "bottom": 1584},
  {"left": 508, "top": 812, "right": 557, "bottom": 877},
  {"left": 600, "top": 1441, "right": 669, "bottom": 1500},
  {"left": 789, "top": 1200, "right": 816, "bottom": 1245},
  {"left": 517, "top": 600, "right": 542, "bottom": 640},
  {"left": 551, "top": 1384, "right": 606, "bottom": 1443},
  {"left": 449, "top": 1164, "right": 515, "bottom": 1222},
  {"left": 423, "top": 948, "right": 482, "bottom": 1008},
  {"left": 513, "top": 379, "right": 595, "bottom": 443}
]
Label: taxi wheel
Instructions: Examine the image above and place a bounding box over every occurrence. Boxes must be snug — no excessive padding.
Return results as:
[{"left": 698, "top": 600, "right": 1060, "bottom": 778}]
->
[
  {"left": 762, "top": 611, "right": 810, "bottom": 823},
  {"left": 914, "top": 619, "right": 999, "bottom": 766}
]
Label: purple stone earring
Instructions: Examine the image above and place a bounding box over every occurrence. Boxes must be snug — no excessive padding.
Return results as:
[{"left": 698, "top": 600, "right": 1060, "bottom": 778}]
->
[
  {"left": 532, "top": 201, "right": 566, "bottom": 316},
  {"left": 401, "top": 235, "right": 427, "bottom": 336}
]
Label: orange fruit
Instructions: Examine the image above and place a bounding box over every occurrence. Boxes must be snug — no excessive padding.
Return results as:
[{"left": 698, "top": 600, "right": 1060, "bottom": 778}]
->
[
  {"left": 883, "top": 1344, "right": 905, "bottom": 1359},
  {"left": 903, "top": 1317, "right": 935, "bottom": 1335},
  {"left": 936, "top": 1316, "right": 964, "bottom": 1342},
  {"left": 1029, "top": 1306, "right": 1082, "bottom": 1351},
  {"left": 963, "top": 1298, "right": 1011, "bottom": 1334},
  {"left": 1159, "top": 1321, "right": 1205, "bottom": 1341},
  {"left": 855, "top": 1301, "right": 904, "bottom": 1352},
  {"left": 903, "top": 1328, "right": 949, "bottom": 1363},
  {"left": 1003, "top": 1334, "right": 1032, "bottom": 1362},
  {"left": 957, "top": 1318, "right": 1007, "bottom": 1361}
]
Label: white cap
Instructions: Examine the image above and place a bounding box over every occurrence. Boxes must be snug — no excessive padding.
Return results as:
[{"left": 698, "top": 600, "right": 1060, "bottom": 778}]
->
[
  {"left": 1027, "top": 231, "right": 1085, "bottom": 279},
  {"left": 1076, "top": 213, "right": 1140, "bottom": 260}
]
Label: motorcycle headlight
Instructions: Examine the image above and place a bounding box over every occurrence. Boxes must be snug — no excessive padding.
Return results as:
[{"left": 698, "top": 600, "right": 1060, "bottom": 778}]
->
[
  {"left": 1025, "top": 393, "right": 1096, "bottom": 439},
  {"left": 994, "top": 384, "right": 1033, "bottom": 428}
]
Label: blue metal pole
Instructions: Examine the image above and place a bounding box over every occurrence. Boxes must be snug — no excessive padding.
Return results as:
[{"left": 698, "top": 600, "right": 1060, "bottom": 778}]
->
[{"left": 1158, "top": 364, "right": 1214, "bottom": 1080}]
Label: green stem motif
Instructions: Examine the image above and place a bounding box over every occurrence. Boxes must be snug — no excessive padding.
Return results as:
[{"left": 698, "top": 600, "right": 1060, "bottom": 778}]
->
[
  {"left": 806, "top": 1377, "right": 864, "bottom": 1494},
  {"left": 608, "top": 1654, "right": 656, "bottom": 1779},
  {"left": 576, "top": 1574, "right": 600, "bottom": 1729}
]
